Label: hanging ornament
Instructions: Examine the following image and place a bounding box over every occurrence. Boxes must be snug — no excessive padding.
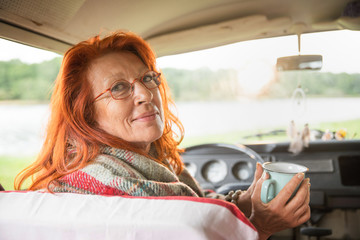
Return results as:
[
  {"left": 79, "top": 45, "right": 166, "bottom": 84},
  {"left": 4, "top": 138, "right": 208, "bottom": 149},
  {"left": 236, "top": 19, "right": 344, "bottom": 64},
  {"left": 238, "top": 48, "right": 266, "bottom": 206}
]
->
[{"left": 288, "top": 84, "right": 310, "bottom": 154}]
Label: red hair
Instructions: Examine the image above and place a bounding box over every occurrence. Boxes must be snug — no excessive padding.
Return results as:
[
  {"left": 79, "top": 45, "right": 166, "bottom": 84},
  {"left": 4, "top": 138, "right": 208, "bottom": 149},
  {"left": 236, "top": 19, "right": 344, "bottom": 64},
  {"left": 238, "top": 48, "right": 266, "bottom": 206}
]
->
[{"left": 15, "top": 31, "right": 184, "bottom": 190}]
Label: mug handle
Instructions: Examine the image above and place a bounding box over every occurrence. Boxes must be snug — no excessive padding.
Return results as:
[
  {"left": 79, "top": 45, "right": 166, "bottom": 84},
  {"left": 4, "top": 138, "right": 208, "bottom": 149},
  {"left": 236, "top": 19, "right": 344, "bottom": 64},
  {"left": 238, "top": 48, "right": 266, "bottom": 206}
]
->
[{"left": 261, "top": 179, "right": 276, "bottom": 203}]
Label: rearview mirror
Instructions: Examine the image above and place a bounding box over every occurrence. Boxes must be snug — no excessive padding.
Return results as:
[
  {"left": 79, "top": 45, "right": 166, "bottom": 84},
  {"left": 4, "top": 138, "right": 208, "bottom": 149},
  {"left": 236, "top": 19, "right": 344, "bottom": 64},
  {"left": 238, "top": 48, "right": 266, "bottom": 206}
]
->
[{"left": 276, "top": 55, "right": 322, "bottom": 71}]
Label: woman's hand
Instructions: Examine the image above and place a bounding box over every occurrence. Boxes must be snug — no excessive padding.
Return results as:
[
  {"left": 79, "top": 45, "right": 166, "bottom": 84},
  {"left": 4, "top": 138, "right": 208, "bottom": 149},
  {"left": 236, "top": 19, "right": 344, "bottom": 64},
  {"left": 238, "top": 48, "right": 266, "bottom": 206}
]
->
[
  {"left": 249, "top": 170, "right": 311, "bottom": 240},
  {"left": 235, "top": 162, "right": 263, "bottom": 217}
]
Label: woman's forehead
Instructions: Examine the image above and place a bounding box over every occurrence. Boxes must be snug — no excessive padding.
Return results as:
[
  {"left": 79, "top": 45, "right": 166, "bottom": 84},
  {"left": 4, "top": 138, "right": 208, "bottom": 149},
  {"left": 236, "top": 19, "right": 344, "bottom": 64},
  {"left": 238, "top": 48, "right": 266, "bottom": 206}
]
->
[{"left": 88, "top": 51, "right": 148, "bottom": 85}]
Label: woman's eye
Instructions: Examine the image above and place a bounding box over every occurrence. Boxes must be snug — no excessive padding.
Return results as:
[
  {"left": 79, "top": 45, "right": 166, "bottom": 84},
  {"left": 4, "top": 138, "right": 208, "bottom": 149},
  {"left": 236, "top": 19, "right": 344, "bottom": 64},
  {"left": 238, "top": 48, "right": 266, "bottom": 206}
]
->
[
  {"left": 111, "top": 82, "right": 129, "bottom": 93},
  {"left": 143, "top": 74, "right": 154, "bottom": 83},
  {"left": 143, "top": 75, "right": 153, "bottom": 83}
]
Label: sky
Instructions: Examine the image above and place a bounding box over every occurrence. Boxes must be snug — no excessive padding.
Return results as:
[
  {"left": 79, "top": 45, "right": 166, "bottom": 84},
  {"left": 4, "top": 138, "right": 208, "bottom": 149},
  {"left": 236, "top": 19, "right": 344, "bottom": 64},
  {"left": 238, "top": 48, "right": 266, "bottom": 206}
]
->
[
  {"left": 157, "top": 30, "right": 360, "bottom": 74},
  {"left": 0, "top": 39, "right": 61, "bottom": 63}
]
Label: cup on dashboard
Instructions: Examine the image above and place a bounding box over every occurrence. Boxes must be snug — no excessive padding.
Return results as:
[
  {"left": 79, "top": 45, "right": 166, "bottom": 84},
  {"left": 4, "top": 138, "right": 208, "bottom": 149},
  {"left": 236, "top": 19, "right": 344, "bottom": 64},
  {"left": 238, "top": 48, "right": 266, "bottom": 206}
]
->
[{"left": 261, "top": 162, "right": 308, "bottom": 203}]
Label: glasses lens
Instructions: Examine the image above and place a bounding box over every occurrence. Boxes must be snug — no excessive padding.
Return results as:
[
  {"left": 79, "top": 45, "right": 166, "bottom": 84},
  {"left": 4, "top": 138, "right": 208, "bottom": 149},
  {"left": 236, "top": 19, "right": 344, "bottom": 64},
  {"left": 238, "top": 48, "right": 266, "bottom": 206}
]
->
[
  {"left": 142, "top": 71, "right": 161, "bottom": 88},
  {"left": 110, "top": 81, "right": 131, "bottom": 99}
]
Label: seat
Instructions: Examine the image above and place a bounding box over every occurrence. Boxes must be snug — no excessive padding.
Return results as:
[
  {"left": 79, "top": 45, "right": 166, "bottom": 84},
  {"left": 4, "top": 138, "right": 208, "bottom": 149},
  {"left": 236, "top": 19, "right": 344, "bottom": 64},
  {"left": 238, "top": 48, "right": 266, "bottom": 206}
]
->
[{"left": 0, "top": 191, "right": 258, "bottom": 240}]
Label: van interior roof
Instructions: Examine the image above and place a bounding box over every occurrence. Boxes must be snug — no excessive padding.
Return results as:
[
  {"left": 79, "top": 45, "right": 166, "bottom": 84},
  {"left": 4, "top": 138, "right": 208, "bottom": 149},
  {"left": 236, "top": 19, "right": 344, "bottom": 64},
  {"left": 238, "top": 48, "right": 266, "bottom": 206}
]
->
[{"left": 0, "top": 0, "right": 359, "bottom": 56}]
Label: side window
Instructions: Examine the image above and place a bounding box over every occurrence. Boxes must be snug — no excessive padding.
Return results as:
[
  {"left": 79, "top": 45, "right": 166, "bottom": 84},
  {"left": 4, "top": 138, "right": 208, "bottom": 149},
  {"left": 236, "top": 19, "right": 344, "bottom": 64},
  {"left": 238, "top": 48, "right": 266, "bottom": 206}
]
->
[{"left": 0, "top": 38, "right": 61, "bottom": 190}]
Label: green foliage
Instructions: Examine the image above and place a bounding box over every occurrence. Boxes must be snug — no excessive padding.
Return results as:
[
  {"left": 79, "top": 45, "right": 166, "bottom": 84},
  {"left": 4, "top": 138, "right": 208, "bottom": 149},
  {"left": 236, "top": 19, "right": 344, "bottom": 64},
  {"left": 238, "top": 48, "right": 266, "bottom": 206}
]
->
[
  {"left": 0, "top": 58, "right": 61, "bottom": 100},
  {"left": 1, "top": 59, "right": 360, "bottom": 101},
  {"left": 163, "top": 68, "right": 239, "bottom": 101},
  {"left": 163, "top": 68, "right": 360, "bottom": 101}
]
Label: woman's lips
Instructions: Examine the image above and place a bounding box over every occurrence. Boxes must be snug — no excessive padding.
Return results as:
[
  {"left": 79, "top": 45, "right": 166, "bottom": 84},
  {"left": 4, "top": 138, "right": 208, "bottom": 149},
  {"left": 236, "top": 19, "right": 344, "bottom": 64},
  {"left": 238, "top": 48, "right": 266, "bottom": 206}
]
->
[{"left": 132, "top": 111, "right": 158, "bottom": 122}]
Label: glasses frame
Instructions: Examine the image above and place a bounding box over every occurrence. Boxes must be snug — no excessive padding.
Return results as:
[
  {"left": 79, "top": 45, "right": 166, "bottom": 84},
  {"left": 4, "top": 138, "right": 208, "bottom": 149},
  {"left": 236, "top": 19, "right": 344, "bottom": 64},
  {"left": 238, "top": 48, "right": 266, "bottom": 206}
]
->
[{"left": 93, "top": 70, "right": 161, "bottom": 102}]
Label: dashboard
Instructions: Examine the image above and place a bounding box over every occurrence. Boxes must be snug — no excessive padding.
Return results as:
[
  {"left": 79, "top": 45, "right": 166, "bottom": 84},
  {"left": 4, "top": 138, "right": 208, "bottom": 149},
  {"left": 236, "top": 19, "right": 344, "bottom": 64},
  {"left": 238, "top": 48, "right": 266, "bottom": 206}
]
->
[{"left": 181, "top": 140, "right": 360, "bottom": 209}]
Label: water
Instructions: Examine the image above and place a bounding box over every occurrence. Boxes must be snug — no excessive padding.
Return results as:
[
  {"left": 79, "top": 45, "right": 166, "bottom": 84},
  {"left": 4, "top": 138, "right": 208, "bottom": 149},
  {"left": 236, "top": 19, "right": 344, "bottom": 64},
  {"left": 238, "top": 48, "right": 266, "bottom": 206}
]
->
[
  {"left": 0, "top": 104, "right": 50, "bottom": 156},
  {"left": 176, "top": 98, "right": 360, "bottom": 136},
  {"left": 1, "top": 98, "right": 360, "bottom": 156}
]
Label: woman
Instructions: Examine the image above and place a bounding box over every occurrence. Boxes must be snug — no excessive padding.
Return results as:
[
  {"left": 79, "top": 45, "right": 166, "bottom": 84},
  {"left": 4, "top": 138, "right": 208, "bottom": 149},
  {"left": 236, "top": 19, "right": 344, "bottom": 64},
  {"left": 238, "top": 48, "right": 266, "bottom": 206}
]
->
[{"left": 15, "top": 31, "right": 310, "bottom": 239}]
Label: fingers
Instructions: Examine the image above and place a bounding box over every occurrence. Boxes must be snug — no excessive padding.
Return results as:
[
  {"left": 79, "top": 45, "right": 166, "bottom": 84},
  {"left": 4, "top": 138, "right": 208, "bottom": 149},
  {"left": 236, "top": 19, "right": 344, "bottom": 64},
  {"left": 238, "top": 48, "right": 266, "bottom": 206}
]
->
[
  {"left": 254, "top": 162, "right": 264, "bottom": 182},
  {"left": 275, "top": 172, "right": 305, "bottom": 206},
  {"left": 251, "top": 169, "right": 269, "bottom": 203},
  {"left": 291, "top": 178, "right": 311, "bottom": 215},
  {"left": 294, "top": 202, "right": 310, "bottom": 224},
  {"left": 290, "top": 198, "right": 311, "bottom": 228},
  {"left": 284, "top": 178, "right": 311, "bottom": 227},
  {"left": 297, "top": 203, "right": 311, "bottom": 225},
  {"left": 297, "top": 178, "right": 310, "bottom": 204},
  {"left": 288, "top": 178, "right": 310, "bottom": 207},
  {"left": 247, "top": 162, "right": 265, "bottom": 194}
]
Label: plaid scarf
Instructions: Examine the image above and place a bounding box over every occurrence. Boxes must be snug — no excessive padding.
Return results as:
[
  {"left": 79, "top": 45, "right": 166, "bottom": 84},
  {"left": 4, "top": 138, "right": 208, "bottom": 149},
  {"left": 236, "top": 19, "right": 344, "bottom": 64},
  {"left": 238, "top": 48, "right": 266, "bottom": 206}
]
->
[{"left": 50, "top": 146, "right": 204, "bottom": 197}]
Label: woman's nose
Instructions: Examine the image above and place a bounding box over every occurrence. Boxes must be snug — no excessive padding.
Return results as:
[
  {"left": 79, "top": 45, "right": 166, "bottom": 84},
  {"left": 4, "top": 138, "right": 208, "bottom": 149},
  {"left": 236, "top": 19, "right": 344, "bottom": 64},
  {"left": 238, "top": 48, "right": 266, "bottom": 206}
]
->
[{"left": 132, "top": 81, "right": 153, "bottom": 105}]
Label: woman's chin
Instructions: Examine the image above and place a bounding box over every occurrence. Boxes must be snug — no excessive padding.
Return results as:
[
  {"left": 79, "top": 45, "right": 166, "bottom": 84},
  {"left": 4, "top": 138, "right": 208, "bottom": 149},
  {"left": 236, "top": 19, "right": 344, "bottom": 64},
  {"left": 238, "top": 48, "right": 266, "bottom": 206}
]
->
[{"left": 128, "top": 130, "right": 163, "bottom": 151}]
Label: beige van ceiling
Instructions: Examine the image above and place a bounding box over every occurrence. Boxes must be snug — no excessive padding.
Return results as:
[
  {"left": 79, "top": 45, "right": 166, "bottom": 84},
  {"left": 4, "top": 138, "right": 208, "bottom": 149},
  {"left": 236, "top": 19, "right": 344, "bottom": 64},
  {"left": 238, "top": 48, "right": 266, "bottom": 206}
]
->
[{"left": 0, "top": 0, "right": 359, "bottom": 56}]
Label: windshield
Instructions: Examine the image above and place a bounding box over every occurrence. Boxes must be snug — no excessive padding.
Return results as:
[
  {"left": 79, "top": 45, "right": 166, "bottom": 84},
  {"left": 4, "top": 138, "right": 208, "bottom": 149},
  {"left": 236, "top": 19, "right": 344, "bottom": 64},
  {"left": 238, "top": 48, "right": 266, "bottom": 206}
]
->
[
  {"left": 1, "top": 30, "right": 360, "bottom": 189},
  {"left": 156, "top": 30, "right": 360, "bottom": 147}
]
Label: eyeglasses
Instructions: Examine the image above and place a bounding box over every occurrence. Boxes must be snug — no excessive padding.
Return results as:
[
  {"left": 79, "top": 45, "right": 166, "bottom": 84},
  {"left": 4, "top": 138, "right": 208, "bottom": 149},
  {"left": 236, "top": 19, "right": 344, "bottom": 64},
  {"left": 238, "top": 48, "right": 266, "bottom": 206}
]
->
[{"left": 93, "top": 70, "right": 161, "bottom": 101}]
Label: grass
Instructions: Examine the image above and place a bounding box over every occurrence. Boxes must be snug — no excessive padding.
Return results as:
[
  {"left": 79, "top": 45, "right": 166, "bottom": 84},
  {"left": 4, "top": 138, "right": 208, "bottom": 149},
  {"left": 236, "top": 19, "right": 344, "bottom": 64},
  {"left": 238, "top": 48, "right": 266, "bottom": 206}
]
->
[
  {"left": 180, "top": 118, "right": 360, "bottom": 147},
  {"left": 1, "top": 118, "right": 359, "bottom": 191},
  {"left": 313, "top": 118, "right": 360, "bottom": 139},
  {"left": 0, "top": 155, "right": 35, "bottom": 190}
]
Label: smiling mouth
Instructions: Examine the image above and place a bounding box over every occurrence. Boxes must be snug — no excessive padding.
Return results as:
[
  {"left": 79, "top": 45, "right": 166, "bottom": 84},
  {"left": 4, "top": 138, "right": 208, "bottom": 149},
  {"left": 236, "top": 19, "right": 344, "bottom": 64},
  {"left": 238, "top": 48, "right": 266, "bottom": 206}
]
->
[{"left": 132, "top": 112, "right": 158, "bottom": 122}]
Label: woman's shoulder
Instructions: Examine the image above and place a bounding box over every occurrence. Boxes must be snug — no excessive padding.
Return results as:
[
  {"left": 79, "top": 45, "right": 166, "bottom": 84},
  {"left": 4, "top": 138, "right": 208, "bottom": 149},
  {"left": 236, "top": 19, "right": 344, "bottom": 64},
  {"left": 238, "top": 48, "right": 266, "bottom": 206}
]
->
[
  {"left": 48, "top": 152, "right": 144, "bottom": 195},
  {"left": 86, "top": 152, "right": 146, "bottom": 179}
]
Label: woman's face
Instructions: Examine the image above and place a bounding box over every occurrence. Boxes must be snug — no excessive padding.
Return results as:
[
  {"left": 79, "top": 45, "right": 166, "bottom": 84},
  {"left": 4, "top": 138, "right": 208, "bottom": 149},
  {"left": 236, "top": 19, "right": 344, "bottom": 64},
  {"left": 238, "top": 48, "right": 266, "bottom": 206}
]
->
[{"left": 88, "top": 51, "right": 164, "bottom": 152}]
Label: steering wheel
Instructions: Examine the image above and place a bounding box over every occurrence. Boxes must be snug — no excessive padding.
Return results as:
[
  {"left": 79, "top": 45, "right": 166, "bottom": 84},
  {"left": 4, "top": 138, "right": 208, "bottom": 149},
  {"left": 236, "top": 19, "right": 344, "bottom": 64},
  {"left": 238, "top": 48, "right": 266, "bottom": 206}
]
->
[{"left": 184, "top": 143, "right": 265, "bottom": 195}]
